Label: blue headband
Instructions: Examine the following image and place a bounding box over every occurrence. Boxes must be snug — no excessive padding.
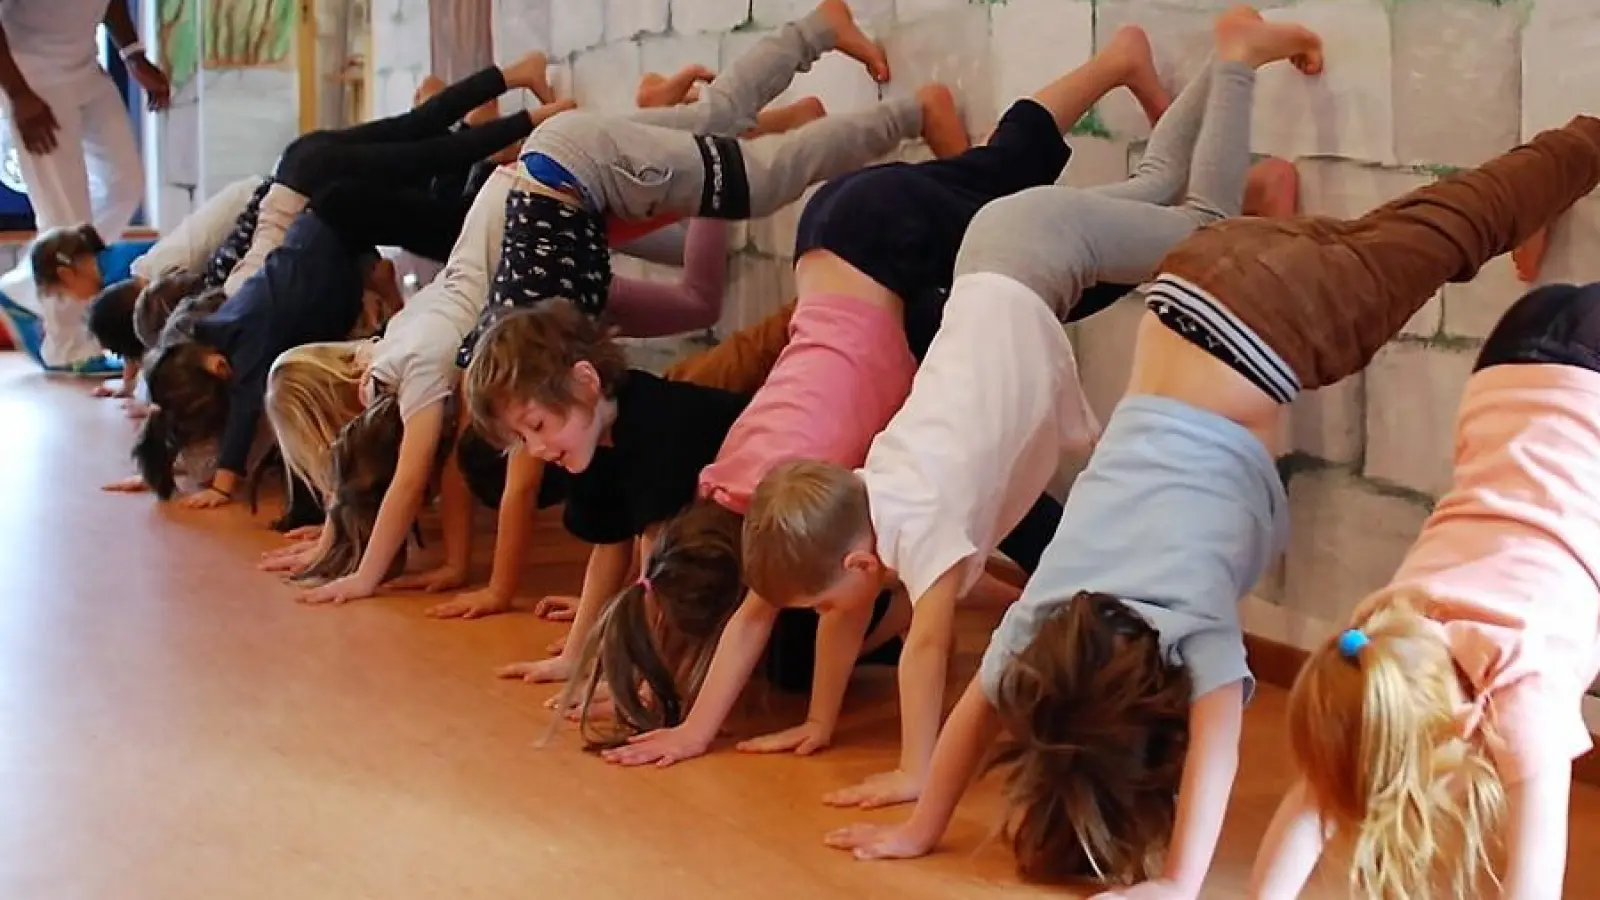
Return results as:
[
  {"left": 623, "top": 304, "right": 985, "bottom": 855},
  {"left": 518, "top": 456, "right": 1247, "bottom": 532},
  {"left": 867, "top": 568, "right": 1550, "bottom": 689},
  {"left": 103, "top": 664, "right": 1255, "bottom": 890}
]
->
[{"left": 1337, "top": 628, "right": 1369, "bottom": 659}]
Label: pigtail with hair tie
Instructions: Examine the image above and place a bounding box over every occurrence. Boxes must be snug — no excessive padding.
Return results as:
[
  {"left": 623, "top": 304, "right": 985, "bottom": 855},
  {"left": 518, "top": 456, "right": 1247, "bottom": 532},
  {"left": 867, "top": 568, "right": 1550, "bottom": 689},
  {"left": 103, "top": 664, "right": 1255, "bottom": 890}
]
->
[{"left": 132, "top": 407, "right": 180, "bottom": 499}]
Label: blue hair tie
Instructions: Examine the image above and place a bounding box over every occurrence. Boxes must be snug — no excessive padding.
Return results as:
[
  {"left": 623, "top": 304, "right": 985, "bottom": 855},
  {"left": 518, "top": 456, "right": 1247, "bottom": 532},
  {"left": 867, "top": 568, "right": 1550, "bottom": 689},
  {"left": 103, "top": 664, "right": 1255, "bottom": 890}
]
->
[{"left": 1337, "top": 628, "right": 1369, "bottom": 659}]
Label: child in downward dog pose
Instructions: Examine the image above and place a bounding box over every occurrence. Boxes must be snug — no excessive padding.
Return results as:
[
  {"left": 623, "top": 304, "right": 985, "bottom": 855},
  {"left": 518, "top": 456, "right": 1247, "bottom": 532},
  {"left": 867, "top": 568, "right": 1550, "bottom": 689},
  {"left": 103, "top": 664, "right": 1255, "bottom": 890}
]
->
[
  {"left": 1249, "top": 284, "right": 1600, "bottom": 900},
  {"left": 596, "top": 25, "right": 1200, "bottom": 758},
  {"left": 626, "top": 7, "right": 1313, "bottom": 812},
  {"left": 264, "top": 59, "right": 838, "bottom": 604},
  {"left": 823, "top": 106, "right": 1600, "bottom": 900}
]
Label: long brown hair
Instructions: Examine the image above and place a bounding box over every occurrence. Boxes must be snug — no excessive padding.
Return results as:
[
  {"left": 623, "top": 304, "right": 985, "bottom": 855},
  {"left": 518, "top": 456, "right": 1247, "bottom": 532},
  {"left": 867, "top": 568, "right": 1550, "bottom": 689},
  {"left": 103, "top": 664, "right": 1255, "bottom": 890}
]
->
[
  {"left": 294, "top": 393, "right": 411, "bottom": 584},
  {"left": 1288, "top": 596, "right": 1505, "bottom": 899},
  {"left": 985, "top": 591, "right": 1193, "bottom": 886},
  {"left": 555, "top": 499, "right": 747, "bottom": 748},
  {"left": 134, "top": 336, "right": 229, "bottom": 498},
  {"left": 28, "top": 223, "right": 104, "bottom": 291}
]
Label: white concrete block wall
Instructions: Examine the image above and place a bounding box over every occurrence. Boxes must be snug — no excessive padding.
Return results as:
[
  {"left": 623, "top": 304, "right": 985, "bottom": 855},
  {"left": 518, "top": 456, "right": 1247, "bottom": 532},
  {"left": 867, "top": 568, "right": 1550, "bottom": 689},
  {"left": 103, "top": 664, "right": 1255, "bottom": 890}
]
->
[{"left": 475, "top": 0, "right": 1600, "bottom": 699}]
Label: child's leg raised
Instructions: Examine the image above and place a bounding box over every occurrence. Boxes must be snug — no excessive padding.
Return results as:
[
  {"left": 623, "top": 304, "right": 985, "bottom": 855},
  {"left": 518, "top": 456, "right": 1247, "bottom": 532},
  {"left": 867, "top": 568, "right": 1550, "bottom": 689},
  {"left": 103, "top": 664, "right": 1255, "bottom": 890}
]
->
[
  {"left": 335, "top": 53, "right": 551, "bottom": 144},
  {"left": 603, "top": 218, "right": 731, "bottom": 336},
  {"left": 625, "top": 0, "right": 887, "bottom": 137},
  {"left": 1157, "top": 114, "right": 1600, "bottom": 399}
]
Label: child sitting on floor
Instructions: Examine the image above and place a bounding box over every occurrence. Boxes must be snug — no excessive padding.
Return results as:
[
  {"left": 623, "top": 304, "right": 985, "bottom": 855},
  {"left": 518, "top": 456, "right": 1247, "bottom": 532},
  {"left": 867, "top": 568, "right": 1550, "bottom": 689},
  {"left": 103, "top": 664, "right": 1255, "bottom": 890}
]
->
[
  {"left": 824, "top": 86, "right": 1600, "bottom": 900},
  {"left": 1251, "top": 281, "right": 1600, "bottom": 900}
]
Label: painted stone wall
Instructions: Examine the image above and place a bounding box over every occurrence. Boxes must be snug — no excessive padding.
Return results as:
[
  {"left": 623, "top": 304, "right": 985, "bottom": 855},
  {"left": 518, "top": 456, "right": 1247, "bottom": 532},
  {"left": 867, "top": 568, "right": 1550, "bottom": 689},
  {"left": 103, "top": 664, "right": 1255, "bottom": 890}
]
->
[{"left": 369, "top": 1, "right": 1600, "bottom": 678}]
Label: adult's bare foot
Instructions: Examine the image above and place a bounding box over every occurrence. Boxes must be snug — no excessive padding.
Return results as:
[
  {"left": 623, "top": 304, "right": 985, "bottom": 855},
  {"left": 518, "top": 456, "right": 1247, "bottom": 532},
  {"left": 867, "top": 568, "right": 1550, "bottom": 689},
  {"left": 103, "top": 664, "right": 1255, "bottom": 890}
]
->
[
  {"left": 1512, "top": 228, "right": 1550, "bottom": 283},
  {"left": 1242, "top": 156, "right": 1299, "bottom": 217},
  {"left": 747, "top": 96, "right": 826, "bottom": 137},
  {"left": 917, "top": 83, "right": 968, "bottom": 158},
  {"left": 504, "top": 51, "right": 555, "bottom": 102},
  {"left": 1102, "top": 25, "right": 1170, "bottom": 125},
  {"left": 1214, "top": 5, "right": 1324, "bottom": 74},
  {"left": 817, "top": 0, "right": 890, "bottom": 83},
  {"left": 636, "top": 64, "right": 716, "bottom": 108}
]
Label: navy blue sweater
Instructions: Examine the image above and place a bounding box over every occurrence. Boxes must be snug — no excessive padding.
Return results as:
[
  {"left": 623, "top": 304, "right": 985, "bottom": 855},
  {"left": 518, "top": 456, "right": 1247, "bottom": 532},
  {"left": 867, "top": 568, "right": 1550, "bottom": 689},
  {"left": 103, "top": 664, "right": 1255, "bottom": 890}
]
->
[{"left": 194, "top": 213, "right": 365, "bottom": 475}]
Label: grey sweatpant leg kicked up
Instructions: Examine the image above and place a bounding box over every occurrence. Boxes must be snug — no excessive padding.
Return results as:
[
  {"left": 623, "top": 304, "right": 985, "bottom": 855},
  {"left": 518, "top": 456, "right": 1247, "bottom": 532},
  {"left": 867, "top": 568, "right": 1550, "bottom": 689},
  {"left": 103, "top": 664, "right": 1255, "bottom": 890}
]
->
[{"left": 951, "top": 59, "right": 1257, "bottom": 319}]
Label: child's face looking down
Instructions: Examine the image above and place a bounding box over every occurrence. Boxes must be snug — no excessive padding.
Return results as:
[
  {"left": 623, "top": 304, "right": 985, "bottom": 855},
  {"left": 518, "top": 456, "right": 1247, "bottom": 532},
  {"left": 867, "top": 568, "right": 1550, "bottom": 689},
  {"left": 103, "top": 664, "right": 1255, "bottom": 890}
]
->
[
  {"left": 784, "top": 542, "right": 884, "bottom": 615},
  {"left": 502, "top": 362, "right": 607, "bottom": 473}
]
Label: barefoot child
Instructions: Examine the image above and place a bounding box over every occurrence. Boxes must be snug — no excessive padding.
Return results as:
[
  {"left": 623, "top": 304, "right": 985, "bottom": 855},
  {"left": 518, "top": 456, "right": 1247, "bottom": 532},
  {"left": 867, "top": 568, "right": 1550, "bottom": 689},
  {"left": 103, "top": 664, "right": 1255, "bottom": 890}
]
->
[
  {"left": 595, "top": 25, "right": 1187, "bottom": 760},
  {"left": 453, "top": 0, "right": 964, "bottom": 363},
  {"left": 1251, "top": 281, "right": 1600, "bottom": 900},
  {"left": 825, "top": 107, "right": 1600, "bottom": 900},
  {"left": 670, "top": 8, "right": 1316, "bottom": 813},
  {"left": 223, "top": 52, "right": 559, "bottom": 298}
]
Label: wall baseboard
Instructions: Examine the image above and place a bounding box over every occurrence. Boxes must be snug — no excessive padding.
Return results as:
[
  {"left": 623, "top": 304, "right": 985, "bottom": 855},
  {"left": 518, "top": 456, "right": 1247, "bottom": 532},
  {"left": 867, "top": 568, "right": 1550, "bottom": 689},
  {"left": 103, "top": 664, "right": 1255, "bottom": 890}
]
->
[{"left": 1243, "top": 631, "right": 1600, "bottom": 787}]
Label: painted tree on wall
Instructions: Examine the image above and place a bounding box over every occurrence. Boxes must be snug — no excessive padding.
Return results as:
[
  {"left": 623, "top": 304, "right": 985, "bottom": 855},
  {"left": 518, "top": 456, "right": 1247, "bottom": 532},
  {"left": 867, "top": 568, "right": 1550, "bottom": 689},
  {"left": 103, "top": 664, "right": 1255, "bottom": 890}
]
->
[
  {"left": 204, "top": 0, "right": 295, "bottom": 69},
  {"left": 157, "top": 0, "right": 200, "bottom": 92}
]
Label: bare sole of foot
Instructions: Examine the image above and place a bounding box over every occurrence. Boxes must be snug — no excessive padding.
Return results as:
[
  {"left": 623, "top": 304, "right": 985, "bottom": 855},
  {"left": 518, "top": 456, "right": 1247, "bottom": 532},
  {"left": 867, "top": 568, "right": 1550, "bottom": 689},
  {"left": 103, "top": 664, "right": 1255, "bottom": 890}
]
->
[
  {"left": 1512, "top": 228, "right": 1550, "bottom": 283},
  {"left": 1242, "top": 157, "right": 1299, "bottom": 217},
  {"left": 1105, "top": 25, "right": 1170, "bottom": 125},
  {"left": 917, "top": 83, "right": 968, "bottom": 158},
  {"left": 817, "top": 0, "right": 891, "bottom": 82},
  {"left": 413, "top": 74, "right": 446, "bottom": 108},
  {"left": 1215, "top": 5, "right": 1324, "bottom": 75},
  {"left": 505, "top": 51, "right": 555, "bottom": 103},
  {"left": 636, "top": 64, "right": 716, "bottom": 108}
]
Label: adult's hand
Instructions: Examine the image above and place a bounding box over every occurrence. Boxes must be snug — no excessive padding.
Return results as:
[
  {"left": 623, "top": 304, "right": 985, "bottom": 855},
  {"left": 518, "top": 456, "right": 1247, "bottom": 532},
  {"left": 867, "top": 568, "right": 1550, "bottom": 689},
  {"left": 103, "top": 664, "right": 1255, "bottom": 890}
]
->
[
  {"left": 129, "top": 57, "right": 171, "bottom": 111},
  {"left": 10, "top": 89, "right": 58, "bottom": 154}
]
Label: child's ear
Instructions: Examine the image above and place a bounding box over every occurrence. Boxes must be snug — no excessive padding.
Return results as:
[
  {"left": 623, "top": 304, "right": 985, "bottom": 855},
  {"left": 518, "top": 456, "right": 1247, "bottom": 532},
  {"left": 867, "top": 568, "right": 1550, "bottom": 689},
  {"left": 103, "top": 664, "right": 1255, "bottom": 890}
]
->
[
  {"left": 842, "top": 548, "right": 880, "bottom": 577},
  {"left": 571, "top": 360, "right": 601, "bottom": 399},
  {"left": 201, "top": 351, "right": 231, "bottom": 379}
]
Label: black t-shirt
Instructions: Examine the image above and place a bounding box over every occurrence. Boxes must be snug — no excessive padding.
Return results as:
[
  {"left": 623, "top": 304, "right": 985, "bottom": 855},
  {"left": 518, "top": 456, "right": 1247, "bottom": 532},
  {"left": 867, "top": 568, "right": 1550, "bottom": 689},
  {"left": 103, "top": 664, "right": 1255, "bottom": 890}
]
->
[{"left": 562, "top": 370, "right": 750, "bottom": 545}]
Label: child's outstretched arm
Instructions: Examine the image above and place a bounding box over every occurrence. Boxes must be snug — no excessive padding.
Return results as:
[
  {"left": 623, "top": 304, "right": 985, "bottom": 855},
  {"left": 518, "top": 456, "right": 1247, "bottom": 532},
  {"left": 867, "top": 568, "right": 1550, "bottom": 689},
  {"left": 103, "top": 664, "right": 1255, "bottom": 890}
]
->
[
  {"left": 1096, "top": 681, "right": 1244, "bottom": 900},
  {"left": 499, "top": 539, "right": 635, "bottom": 683},
  {"left": 1247, "top": 778, "right": 1327, "bottom": 900},
  {"left": 736, "top": 595, "right": 874, "bottom": 757},
  {"left": 1502, "top": 763, "right": 1573, "bottom": 900},
  {"left": 391, "top": 411, "right": 478, "bottom": 598},
  {"left": 601, "top": 591, "right": 781, "bottom": 766},
  {"left": 825, "top": 674, "right": 1002, "bottom": 859},
  {"left": 824, "top": 565, "right": 964, "bottom": 809},
  {"left": 299, "top": 402, "right": 446, "bottom": 604}
]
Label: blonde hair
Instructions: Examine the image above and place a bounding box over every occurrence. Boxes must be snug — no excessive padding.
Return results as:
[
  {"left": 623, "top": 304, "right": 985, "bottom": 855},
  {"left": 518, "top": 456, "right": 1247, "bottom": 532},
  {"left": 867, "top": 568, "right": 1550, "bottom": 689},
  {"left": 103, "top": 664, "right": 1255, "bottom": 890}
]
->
[
  {"left": 462, "top": 301, "right": 627, "bottom": 447},
  {"left": 1287, "top": 596, "right": 1505, "bottom": 899},
  {"left": 266, "top": 341, "right": 368, "bottom": 502},
  {"left": 741, "top": 459, "right": 872, "bottom": 605}
]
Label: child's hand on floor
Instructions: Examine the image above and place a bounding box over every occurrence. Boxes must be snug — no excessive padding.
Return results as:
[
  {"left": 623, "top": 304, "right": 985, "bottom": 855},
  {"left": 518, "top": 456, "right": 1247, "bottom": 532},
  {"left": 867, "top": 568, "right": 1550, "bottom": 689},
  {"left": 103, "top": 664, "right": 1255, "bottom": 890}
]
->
[
  {"left": 282, "top": 524, "right": 322, "bottom": 543},
  {"left": 92, "top": 382, "right": 119, "bottom": 398},
  {"left": 823, "top": 821, "right": 938, "bottom": 861},
  {"left": 533, "top": 595, "right": 578, "bottom": 621},
  {"left": 178, "top": 487, "right": 231, "bottom": 510},
  {"left": 735, "top": 720, "right": 832, "bottom": 756},
  {"left": 298, "top": 572, "right": 381, "bottom": 605},
  {"left": 101, "top": 475, "right": 148, "bottom": 493},
  {"left": 1090, "top": 879, "right": 1190, "bottom": 900},
  {"left": 544, "top": 680, "right": 611, "bottom": 713},
  {"left": 823, "top": 770, "right": 923, "bottom": 810},
  {"left": 426, "top": 586, "right": 512, "bottom": 619},
  {"left": 122, "top": 399, "right": 151, "bottom": 419},
  {"left": 498, "top": 655, "right": 574, "bottom": 683},
  {"left": 390, "top": 565, "right": 468, "bottom": 595},
  {"left": 260, "top": 541, "right": 318, "bottom": 574},
  {"left": 546, "top": 634, "right": 566, "bottom": 655},
  {"left": 601, "top": 724, "right": 713, "bottom": 767}
]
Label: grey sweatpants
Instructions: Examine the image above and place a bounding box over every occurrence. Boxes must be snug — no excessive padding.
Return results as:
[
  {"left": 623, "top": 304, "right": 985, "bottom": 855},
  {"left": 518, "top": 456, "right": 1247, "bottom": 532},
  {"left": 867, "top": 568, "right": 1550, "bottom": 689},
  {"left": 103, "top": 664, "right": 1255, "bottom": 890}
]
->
[
  {"left": 953, "top": 58, "right": 1257, "bottom": 318},
  {"left": 526, "top": 7, "right": 923, "bottom": 221}
]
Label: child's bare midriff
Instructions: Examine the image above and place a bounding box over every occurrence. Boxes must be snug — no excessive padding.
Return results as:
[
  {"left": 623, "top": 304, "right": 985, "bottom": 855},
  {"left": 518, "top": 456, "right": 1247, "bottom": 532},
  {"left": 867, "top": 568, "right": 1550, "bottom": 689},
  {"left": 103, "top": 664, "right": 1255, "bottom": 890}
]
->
[
  {"left": 1126, "top": 309, "right": 1287, "bottom": 456},
  {"left": 793, "top": 249, "right": 905, "bottom": 318}
]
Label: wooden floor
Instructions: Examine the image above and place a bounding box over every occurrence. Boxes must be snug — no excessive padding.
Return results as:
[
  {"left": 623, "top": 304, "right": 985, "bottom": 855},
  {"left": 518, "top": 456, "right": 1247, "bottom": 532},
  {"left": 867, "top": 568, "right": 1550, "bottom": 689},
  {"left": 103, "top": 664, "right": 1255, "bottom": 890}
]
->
[{"left": 4, "top": 351, "right": 1599, "bottom": 899}]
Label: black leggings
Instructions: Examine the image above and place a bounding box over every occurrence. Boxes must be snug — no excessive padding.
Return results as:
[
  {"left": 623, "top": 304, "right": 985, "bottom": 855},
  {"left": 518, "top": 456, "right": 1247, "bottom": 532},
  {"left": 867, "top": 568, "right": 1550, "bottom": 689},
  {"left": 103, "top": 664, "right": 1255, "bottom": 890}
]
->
[
  {"left": 275, "top": 67, "right": 531, "bottom": 196},
  {"left": 309, "top": 180, "right": 475, "bottom": 264},
  {"left": 1475, "top": 282, "right": 1600, "bottom": 374}
]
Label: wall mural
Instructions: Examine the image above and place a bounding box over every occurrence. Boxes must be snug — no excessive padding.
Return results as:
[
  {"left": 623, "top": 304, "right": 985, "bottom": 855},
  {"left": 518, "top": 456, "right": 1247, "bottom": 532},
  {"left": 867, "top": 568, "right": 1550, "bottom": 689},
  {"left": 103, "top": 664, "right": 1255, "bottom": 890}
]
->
[{"left": 157, "top": 0, "right": 294, "bottom": 85}]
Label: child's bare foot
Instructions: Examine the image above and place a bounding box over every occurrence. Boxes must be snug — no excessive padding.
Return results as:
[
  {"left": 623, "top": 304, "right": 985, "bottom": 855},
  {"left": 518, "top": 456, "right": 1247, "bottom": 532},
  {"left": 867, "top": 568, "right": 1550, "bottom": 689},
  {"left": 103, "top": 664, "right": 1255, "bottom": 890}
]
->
[
  {"left": 413, "top": 74, "right": 446, "bottom": 108},
  {"left": 1512, "top": 227, "right": 1550, "bottom": 283},
  {"left": 747, "top": 96, "right": 826, "bottom": 137},
  {"left": 529, "top": 97, "right": 578, "bottom": 127},
  {"left": 917, "top": 83, "right": 968, "bottom": 158},
  {"left": 1242, "top": 156, "right": 1299, "bottom": 218},
  {"left": 1214, "top": 5, "right": 1323, "bottom": 74},
  {"left": 503, "top": 51, "right": 554, "bottom": 102},
  {"left": 636, "top": 64, "right": 717, "bottom": 108},
  {"left": 817, "top": 0, "right": 890, "bottom": 83},
  {"left": 1102, "top": 25, "right": 1170, "bottom": 125}
]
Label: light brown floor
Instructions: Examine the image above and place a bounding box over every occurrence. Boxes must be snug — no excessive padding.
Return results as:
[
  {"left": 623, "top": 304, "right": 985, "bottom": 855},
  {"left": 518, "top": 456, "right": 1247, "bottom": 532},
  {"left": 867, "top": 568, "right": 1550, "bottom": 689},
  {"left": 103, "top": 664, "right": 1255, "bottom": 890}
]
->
[{"left": 3, "top": 352, "right": 1599, "bottom": 900}]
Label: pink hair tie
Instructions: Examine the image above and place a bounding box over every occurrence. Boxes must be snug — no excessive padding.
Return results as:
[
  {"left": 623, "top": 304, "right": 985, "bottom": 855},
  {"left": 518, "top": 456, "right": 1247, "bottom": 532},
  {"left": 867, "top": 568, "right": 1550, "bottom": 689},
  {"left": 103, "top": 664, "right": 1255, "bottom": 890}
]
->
[{"left": 638, "top": 576, "right": 653, "bottom": 596}]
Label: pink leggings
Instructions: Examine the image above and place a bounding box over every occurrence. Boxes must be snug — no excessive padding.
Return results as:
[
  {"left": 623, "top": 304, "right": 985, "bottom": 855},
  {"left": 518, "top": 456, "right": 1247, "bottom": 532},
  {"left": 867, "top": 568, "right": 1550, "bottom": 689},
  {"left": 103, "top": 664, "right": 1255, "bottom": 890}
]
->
[{"left": 605, "top": 217, "right": 731, "bottom": 337}]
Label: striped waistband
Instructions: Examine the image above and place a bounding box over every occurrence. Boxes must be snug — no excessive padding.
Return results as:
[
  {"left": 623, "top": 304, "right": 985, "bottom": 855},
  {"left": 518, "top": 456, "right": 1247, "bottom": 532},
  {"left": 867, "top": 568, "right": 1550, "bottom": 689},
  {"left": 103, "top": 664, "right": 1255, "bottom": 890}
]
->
[{"left": 1144, "top": 273, "right": 1301, "bottom": 404}]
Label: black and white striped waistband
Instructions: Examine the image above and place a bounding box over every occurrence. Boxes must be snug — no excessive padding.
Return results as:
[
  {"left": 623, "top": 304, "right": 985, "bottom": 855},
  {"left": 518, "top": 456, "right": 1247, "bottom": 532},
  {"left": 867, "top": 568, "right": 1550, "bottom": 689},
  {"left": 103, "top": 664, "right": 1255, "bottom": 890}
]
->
[{"left": 1144, "top": 274, "right": 1301, "bottom": 404}]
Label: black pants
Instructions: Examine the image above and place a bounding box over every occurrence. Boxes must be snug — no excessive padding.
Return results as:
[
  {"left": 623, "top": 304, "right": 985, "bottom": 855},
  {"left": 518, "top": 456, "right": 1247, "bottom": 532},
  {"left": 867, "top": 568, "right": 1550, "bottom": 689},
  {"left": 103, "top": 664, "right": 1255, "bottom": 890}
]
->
[
  {"left": 309, "top": 181, "right": 475, "bottom": 264},
  {"left": 275, "top": 67, "right": 531, "bottom": 196},
  {"left": 1475, "top": 282, "right": 1600, "bottom": 374}
]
